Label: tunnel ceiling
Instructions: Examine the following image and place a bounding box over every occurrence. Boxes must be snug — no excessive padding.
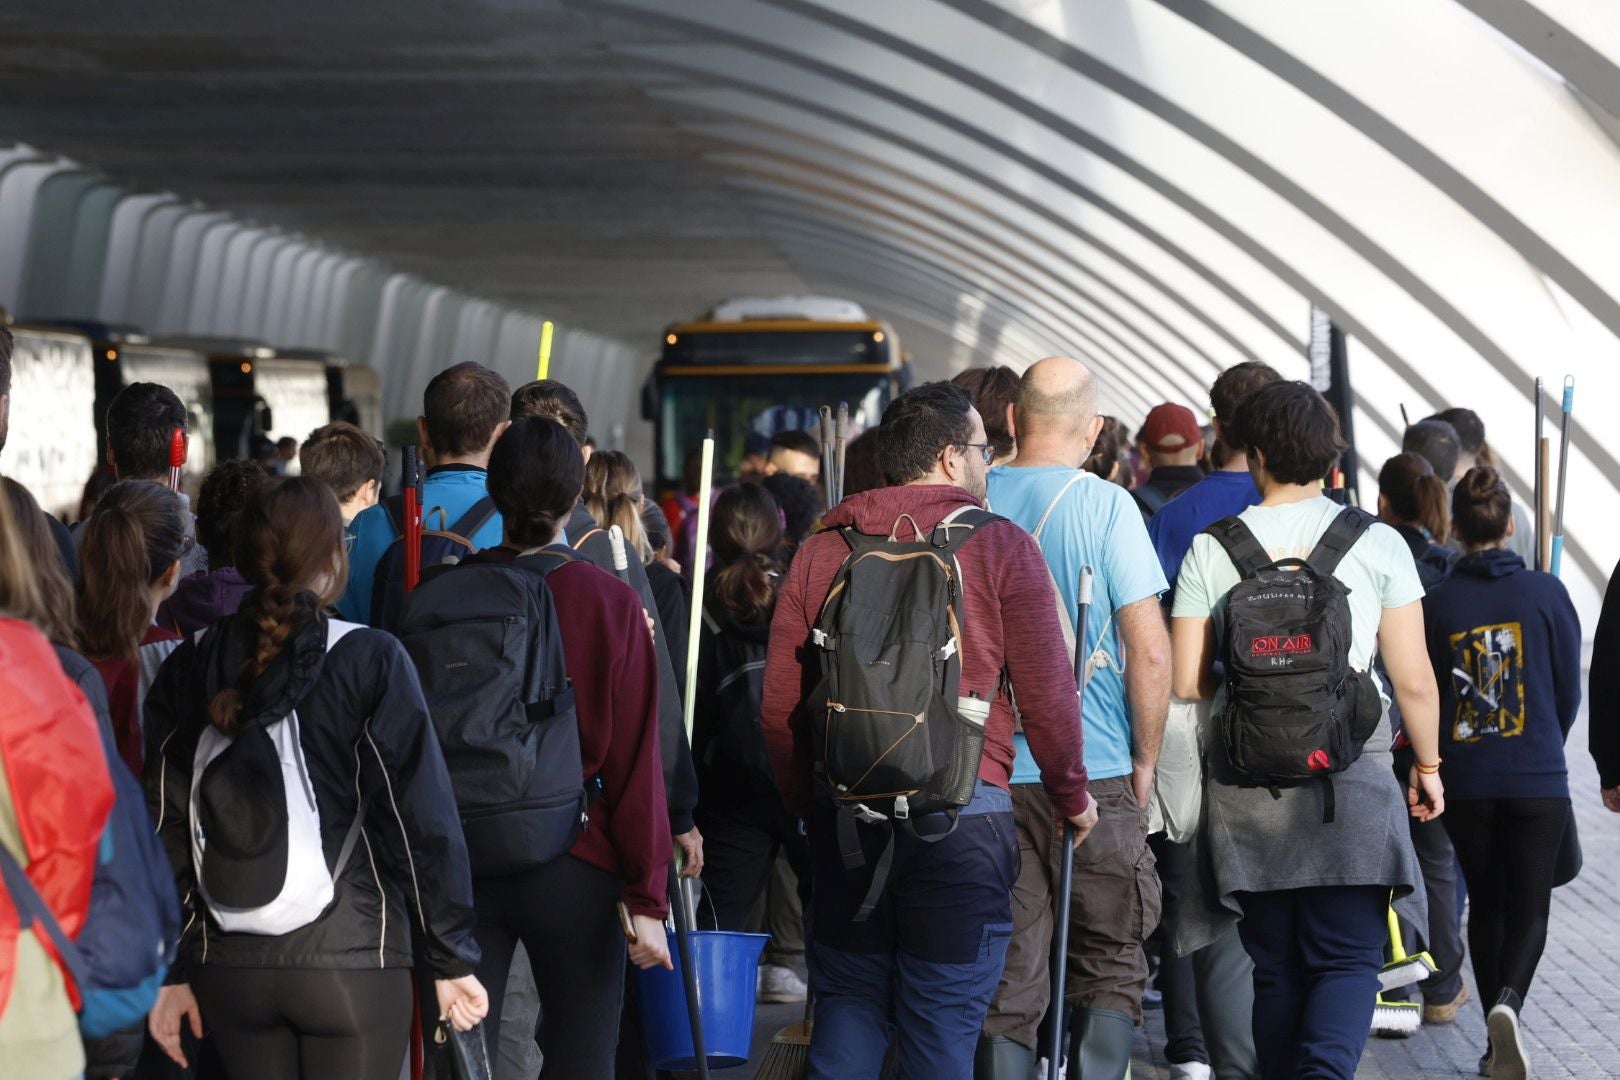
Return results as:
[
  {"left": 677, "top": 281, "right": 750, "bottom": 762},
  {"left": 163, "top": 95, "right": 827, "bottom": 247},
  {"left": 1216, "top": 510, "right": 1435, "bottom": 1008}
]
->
[{"left": 3, "top": 0, "right": 1620, "bottom": 610}]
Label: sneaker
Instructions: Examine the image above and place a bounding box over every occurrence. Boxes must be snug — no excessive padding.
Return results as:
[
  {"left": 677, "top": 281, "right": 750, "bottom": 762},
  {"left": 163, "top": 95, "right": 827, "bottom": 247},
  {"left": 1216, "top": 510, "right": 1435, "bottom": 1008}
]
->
[
  {"left": 757, "top": 963, "right": 808, "bottom": 1004},
  {"left": 1487, "top": 990, "right": 1529, "bottom": 1080},
  {"left": 1169, "top": 1064, "right": 1212, "bottom": 1080},
  {"left": 1424, "top": 983, "right": 1471, "bottom": 1025}
]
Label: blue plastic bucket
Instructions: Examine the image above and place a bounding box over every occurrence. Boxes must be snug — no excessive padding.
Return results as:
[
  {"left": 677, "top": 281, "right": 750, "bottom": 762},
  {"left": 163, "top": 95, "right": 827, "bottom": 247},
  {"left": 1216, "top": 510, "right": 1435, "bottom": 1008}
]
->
[{"left": 635, "top": 929, "right": 770, "bottom": 1070}]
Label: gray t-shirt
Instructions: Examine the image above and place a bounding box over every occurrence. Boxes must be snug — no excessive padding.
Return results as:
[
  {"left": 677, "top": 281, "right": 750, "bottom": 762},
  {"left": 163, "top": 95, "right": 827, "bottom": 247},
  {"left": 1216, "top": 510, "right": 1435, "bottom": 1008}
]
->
[{"left": 1170, "top": 497, "right": 1425, "bottom": 953}]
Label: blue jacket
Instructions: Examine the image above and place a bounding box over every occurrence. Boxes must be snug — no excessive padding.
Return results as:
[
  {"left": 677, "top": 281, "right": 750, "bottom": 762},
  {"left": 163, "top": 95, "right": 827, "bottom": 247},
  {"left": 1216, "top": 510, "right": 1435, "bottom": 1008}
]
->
[
  {"left": 338, "top": 467, "right": 505, "bottom": 624},
  {"left": 1422, "top": 548, "right": 1581, "bottom": 800}
]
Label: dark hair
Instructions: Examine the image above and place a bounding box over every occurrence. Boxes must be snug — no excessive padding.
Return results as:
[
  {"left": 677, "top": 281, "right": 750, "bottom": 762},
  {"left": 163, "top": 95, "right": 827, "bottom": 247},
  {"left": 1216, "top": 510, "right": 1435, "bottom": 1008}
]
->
[
  {"left": 878, "top": 381, "right": 974, "bottom": 486},
  {"left": 1084, "top": 416, "right": 1131, "bottom": 484},
  {"left": 1452, "top": 465, "right": 1513, "bottom": 548},
  {"left": 769, "top": 429, "right": 820, "bottom": 460},
  {"left": 78, "top": 463, "right": 116, "bottom": 520},
  {"left": 761, "top": 472, "right": 823, "bottom": 544},
  {"left": 1402, "top": 419, "right": 1461, "bottom": 482},
  {"left": 486, "top": 418, "right": 584, "bottom": 548},
  {"left": 299, "top": 421, "right": 386, "bottom": 503},
  {"left": 1378, "top": 452, "right": 1450, "bottom": 544},
  {"left": 584, "top": 449, "right": 649, "bottom": 563},
  {"left": 197, "top": 460, "right": 269, "bottom": 568},
  {"left": 952, "top": 366, "right": 1019, "bottom": 460},
  {"left": 0, "top": 323, "right": 12, "bottom": 396},
  {"left": 422, "top": 362, "right": 510, "bottom": 458},
  {"left": 1233, "top": 381, "right": 1347, "bottom": 485},
  {"left": 1209, "top": 362, "right": 1283, "bottom": 450},
  {"left": 1, "top": 478, "right": 77, "bottom": 646},
  {"left": 841, "top": 429, "right": 884, "bottom": 497},
  {"left": 710, "top": 483, "right": 782, "bottom": 625},
  {"left": 106, "top": 382, "right": 187, "bottom": 480},
  {"left": 209, "top": 478, "right": 347, "bottom": 736},
  {"left": 1430, "top": 408, "right": 1485, "bottom": 456},
  {"left": 77, "top": 480, "right": 186, "bottom": 660},
  {"left": 640, "top": 501, "right": 671, "bottom": 557},
  {"left": 510, "top": 379, "right": 589, "bottom": 447}
]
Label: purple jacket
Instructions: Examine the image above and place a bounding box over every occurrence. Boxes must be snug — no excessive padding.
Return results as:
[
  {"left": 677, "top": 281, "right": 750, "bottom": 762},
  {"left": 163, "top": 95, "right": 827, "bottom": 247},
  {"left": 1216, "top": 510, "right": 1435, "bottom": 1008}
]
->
[{"left": 156, "top": 567, "right": 253, "bottom": 638}]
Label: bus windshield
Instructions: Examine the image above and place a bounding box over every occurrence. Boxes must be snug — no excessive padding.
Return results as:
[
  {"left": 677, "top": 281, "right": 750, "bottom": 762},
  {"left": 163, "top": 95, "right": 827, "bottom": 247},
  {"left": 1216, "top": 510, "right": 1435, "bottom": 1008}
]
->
[
  {"left": 665, "top": 328, "right": 887, "bottom": 367},
  {"left": 658, "top": 371, "right": 890, "bottom": 489}
]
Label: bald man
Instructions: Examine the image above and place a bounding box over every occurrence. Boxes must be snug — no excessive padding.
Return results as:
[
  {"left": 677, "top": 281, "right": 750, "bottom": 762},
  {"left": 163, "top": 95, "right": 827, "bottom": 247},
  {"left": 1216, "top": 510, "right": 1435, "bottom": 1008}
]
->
[{"left": 979, "top": 357, "right": 1170, "bottom": 1079}]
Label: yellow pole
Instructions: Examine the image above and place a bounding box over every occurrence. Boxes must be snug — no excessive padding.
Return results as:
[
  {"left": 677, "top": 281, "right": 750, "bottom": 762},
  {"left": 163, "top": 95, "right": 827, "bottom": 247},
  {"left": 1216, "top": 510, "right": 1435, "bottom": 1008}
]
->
[
  {"left": 682, "top": 433, "right": 715, "bottom": 743},
  {"left": 536, "top": 320, "right": 554, "bottom": 381}
]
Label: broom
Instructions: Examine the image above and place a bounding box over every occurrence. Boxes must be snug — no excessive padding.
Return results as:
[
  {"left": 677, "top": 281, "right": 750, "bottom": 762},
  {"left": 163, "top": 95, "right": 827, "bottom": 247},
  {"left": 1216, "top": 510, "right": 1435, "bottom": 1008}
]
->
[
  {"left": 754, "top": 1001, "right": 812, "bottom": 1080},
  {"left": 1372, "top": 906, "right": 1432, "bottom": 1038}
]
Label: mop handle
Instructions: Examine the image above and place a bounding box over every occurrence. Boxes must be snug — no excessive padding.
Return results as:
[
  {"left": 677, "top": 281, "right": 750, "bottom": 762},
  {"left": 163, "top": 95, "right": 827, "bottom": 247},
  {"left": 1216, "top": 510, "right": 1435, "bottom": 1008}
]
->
[
  {"left": 1552, "top": 377, "right": 1574, "bottom": 578},
  {"left": 1073, "top": 566, "right": 1094, "bottom": 686},
  {"left": 607, "top": 524, "right": 631, "bottom": 584},
  {"left": 1533, "top": 377, "right": 1544, "bottom": 563},
  {"left": 1387, "top": 904, "right": 1409, "bottom": 964},
  {"left": 681, "top": 435, "right": 715, "bottom": 744}
]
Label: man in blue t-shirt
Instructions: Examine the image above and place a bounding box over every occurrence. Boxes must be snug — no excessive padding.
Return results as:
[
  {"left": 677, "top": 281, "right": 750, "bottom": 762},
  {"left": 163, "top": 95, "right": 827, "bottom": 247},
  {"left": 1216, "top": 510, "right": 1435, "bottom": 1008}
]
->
[
  {"left": 1143, "top": 360, "right": 1280, "bottom": 1078},
  {"left": 339, "top": 362, "right": 511, "bottom": 623},
  {"left": 979, "top": 357, "right": 1170, "bottom": 1077}
]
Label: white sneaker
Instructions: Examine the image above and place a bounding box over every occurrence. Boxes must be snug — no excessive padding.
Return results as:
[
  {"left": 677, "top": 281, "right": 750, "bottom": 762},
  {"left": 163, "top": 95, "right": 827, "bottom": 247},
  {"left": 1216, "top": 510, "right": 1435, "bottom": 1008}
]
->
[
  {"left": 757, "top": 963, "right": 808, "bottom": 1003},
  {"left": 1170, "top": 1064, "right": 1212, "bottom": 1080}
]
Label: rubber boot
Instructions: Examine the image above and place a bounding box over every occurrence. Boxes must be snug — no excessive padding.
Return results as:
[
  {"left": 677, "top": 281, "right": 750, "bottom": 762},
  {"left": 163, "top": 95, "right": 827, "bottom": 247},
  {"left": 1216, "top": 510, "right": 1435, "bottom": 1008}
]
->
[
  {"left": 1067, "top": 1008, "right": 1134, "bottom": 1080},
  {"left": 974, "top": 1036, "right": 1036, "bottom": 1080}
]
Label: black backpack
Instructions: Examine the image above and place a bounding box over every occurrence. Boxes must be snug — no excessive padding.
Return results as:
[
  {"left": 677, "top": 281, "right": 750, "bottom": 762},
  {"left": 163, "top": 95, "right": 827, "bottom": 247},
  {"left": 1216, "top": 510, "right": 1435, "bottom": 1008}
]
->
[
  {"left": 696, "top": 608, "right": 775, "bottom": 797},
  {"left": 1206, "top": 507, "right": 1383, "bottom": 821},
  {"left": 397, "top": 548, "right": 589, "bottom": 876},
  {"left": 370, "top": 494, "right": 498, "bottom": 632}
]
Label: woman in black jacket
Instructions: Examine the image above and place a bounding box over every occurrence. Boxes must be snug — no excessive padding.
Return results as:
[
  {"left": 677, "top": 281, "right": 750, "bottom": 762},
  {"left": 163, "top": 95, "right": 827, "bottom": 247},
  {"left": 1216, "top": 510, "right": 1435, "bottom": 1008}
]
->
[
  {"left": 693, "top": 484, "right": 811, "bottom": 993},
  {"left": 143, "top": 477, "right": 486, "bottom": 1079}
]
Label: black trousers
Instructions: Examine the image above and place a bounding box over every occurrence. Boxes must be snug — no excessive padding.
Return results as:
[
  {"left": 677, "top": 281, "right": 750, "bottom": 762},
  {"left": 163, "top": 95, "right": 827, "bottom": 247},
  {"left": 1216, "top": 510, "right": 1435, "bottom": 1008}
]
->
[
  {"left": 1442, "top": 797, "right": 1568, "bottom": 1009},
  {"left": 473, "top": 855, "right": 629, "bottom": 1080},
  {"left": 192, "top": 966, "right": 412, "bottom": 1080},
  {"left": 696, "top": 794, "right": 811, "bottom": 932}
]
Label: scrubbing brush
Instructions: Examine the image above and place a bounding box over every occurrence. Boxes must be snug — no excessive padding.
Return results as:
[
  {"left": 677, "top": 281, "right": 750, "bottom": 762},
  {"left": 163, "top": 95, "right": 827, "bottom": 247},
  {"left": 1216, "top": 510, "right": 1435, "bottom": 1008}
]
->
[
  {"left": 1371, "top": 992, "right": 1422, "bottom": 1038},
  {"left": 1377, "top": 904, "right": 1437, "bottom": 992}
]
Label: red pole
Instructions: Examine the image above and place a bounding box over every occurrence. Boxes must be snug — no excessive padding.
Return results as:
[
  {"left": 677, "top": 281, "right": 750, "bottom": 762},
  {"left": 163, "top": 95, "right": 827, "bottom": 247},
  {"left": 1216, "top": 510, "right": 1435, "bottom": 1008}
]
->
[{"left": 403, "top": 446, "right": 422, "bottom": 592}]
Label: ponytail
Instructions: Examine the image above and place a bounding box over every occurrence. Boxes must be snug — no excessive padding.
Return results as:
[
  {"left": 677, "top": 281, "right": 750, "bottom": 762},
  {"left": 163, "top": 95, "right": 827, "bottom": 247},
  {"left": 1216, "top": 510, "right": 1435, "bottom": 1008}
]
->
[
  {"left": 77, "top": 481, "right": 185, "bottom": 660},
  {"left": 208, "top": 477, "right": 345, "bottom": 737},
  {"left": 583, "top": 451, "right": 651, "bottom": 563},
  {"left": 710, "top": 483, "right": 783, "bottom": 625},
  {"left": 1378, "top": 452, "right": 1450, "bottom": 544}
]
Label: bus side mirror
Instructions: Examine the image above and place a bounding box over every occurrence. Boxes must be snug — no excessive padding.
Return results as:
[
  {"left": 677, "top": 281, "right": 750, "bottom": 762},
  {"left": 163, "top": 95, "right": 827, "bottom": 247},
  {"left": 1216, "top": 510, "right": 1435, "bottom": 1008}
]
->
[{"left": 640, "top": 372, "right": 658, "bottom": 422}]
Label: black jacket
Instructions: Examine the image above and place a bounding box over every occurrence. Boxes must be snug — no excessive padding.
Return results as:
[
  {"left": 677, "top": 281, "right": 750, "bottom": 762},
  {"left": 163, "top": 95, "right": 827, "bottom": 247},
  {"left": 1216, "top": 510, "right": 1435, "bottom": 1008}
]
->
[
  {"left": 143, "top": 601, "right": 480, "bottom": 980},
  {"left": 694, "top": 601, "right": 779, "bottom": 805},
  {"left": 1591, "top": 557, "right": 1620, "bottom": 790},
  {"left": 567, "top": 502, "right": 700, "bottom": 834}
]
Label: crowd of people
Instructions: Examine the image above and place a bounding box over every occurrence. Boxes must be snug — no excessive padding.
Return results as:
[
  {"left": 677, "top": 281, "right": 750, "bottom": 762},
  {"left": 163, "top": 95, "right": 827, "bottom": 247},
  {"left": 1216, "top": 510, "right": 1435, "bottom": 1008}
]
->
[{"left": 0, "top": 315, "right": 1616, "bottom": 1080}]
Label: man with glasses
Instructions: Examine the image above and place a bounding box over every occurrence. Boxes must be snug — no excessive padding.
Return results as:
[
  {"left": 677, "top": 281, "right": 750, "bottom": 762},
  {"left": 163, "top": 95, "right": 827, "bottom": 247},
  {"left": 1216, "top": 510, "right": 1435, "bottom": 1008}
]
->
[
  {"left": 978, "top": 356, "right": 1171, "bottom": 1080},
  {"left": 762, "top": 380, "right": 1097, "bottom": 1079}
]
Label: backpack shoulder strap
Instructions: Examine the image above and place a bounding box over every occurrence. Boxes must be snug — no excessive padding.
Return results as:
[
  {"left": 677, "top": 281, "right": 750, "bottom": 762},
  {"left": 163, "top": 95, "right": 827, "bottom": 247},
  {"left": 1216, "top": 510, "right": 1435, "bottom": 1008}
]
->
[
  {"left": 0, "top": 844, "right": 89, "bottom": 994},
  {"left": 380, "top": 494, "right": 405, "bottom": 538},
  {"left": 1031, "top": 472, "right": 1085, "bottom": 542},
  {"left": 1203, "top": 516, "right": 1271, "bottom": 579},
  {"left": 571, "top": 527, "right": 603, "bottom": 551},
  {"left": 447, "top": 496, "right": 497, "bottom": 542},
  {"left": 934, "top": 506, "right": 1000, "bottom": 554},
  {"left": 1306, "top": 506, "right": 1377, "bottom": 576},
  {"left": 1133, "top": 485, "right": 1169, "bottom": 516},
  {"left": 523, "top": 546, "right": 579, "bottom": 579}
]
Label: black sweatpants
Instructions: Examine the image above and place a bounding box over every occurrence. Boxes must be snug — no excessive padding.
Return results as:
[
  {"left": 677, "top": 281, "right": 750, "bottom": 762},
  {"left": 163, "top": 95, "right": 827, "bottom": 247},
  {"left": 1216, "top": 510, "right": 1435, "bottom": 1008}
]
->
[
  {"left": 473, "top": 855, "right": 629, "bottom": 1080},
  {"left": 696, "top": 794, "right": 811, "bottom": 932},
  {"left": 1442, "top": 797, "right": 1568, "bottom": 1008},
  {"left": 192, "top": 966, "right": 412, "bottom": 1080}
]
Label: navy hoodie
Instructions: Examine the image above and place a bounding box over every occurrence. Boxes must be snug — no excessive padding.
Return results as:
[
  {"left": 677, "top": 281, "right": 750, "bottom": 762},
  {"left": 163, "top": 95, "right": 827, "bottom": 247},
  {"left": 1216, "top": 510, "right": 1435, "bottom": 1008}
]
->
[{"left": 1422, "top": 548, "right": 1581, "bottom": 799}]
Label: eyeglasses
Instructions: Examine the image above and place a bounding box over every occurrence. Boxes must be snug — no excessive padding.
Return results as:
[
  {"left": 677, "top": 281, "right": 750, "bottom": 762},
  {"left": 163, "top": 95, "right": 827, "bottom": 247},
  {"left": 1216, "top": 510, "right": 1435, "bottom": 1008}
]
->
[{"left": 958, "top": 442, "right": 996, "bottom": 466}]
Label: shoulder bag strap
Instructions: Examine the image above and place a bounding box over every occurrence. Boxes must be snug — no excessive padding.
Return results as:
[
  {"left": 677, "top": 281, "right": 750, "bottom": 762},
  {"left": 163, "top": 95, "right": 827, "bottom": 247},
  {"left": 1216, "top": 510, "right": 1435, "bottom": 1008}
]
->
[
  {"left": 1306, "top": 506, "right": 1376, "bottom": 577},
  {"left": 1031, "top": 472, "right": 1085, "bottom": 542},
  {"left": 381, "top": 494, "right": 405, "bottom": 538},
  {"left": 1203, "top": 516, "right": 1272, "bottom": 579}
]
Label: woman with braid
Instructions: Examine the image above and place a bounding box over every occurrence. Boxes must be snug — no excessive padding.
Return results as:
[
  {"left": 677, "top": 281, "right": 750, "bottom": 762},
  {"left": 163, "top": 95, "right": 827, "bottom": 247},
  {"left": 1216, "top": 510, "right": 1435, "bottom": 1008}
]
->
[{"left": 142, "top": 477, "right": 487, "bottom": 1080}]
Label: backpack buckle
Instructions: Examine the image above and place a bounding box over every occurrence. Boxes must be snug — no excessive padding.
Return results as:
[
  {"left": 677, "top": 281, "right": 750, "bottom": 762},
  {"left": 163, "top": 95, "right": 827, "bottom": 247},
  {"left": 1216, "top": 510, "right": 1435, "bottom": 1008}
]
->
[
  {"left": 852, "top": 803, "right": 889, "bottom": 825},
  {"left": 893, "top": 795, "right": 910, "bottom": 821}
]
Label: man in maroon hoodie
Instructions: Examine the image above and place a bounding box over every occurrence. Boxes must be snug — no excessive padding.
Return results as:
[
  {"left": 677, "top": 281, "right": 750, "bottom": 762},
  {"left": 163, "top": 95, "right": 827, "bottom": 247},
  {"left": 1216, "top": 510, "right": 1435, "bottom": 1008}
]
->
[{"left": 761, "top": 381, "right": 1097, "bottom": 1079}]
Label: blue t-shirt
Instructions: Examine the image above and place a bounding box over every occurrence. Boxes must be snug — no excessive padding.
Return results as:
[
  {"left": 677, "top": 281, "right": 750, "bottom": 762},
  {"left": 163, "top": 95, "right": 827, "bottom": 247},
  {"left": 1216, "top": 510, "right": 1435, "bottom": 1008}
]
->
[
  {"left": 338, "top": 467, "right": 506, "bottom": 623},
  {"left": 1147, "top": 469, "right": 1261, "bottom": 594},
  {"left": 987, "top": 466, "right": 1168, "bottom": 782}
]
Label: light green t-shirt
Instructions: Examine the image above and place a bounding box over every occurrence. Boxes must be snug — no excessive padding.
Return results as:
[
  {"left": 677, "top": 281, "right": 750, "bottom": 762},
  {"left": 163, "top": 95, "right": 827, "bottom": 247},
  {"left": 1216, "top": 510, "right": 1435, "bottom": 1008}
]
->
[{"left": 1171, "top": 497, "right": 1425, "bottom": 679}]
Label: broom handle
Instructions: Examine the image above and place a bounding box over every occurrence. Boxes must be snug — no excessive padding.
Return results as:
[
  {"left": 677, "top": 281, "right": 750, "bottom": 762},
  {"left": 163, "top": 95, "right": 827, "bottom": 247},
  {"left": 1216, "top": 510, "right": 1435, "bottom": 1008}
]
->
[
  {"left": 1533, "top": 377, "right": 1544, "bottom": 562},
  {"left": 1551, "top": 377, "right": 1574, "bottom": 578},
  {"left": 1538, "top": 437, "right": 1552, "bottom": 574},
  {"left": 668, "top": 862, "right": 711, "bottom": 1080},
  {"left": 1387, "top": 905, "right": 1409, "bottom": 963}
]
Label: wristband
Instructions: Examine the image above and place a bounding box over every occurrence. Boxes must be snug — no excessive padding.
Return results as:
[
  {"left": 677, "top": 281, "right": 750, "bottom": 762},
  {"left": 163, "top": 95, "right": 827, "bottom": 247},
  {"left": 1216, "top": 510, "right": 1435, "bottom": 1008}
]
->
[{"left": 1415, "top": 759, "right": 1442, "bottom": 775}]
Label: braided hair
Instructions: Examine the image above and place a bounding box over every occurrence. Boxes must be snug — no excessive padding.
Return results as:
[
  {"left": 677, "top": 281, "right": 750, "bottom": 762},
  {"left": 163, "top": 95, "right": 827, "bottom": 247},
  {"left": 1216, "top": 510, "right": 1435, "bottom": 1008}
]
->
[{"left": 207, "top": 477, "right": 346, "bottom": 737}]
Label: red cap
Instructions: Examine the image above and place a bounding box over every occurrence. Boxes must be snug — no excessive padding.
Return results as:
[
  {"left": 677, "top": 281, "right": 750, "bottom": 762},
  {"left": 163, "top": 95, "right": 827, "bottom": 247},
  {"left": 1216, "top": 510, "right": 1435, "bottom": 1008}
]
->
[{"left": 1141, "top": 403, "right": 1202, "bottom": 453}]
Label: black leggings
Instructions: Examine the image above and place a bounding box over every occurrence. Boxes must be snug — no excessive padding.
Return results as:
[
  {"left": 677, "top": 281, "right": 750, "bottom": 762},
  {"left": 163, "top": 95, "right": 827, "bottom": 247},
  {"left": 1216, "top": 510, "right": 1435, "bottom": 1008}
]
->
[
  {"left": 193, "top": 966, "right": 412, "bottom": 1080},
  {"left": 1442, "top": 797, "right": 1568, "bottom": 1008},
  {"left": 472, "top": 855, "right": 628, "bottom": 1079}
]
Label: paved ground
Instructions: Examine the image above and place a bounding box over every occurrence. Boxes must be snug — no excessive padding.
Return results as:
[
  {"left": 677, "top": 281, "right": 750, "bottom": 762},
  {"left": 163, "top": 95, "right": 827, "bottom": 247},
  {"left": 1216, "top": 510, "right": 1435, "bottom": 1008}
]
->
[{"left": 737, "top": 711, "right": 1618, "bottom": 1078}]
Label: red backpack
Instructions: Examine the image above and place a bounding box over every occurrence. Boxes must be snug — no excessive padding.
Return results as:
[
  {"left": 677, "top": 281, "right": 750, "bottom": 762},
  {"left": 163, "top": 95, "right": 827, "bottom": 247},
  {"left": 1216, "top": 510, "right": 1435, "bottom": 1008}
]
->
[{"left": 0, "top": 619, "right": 115, "bottom": 1017}]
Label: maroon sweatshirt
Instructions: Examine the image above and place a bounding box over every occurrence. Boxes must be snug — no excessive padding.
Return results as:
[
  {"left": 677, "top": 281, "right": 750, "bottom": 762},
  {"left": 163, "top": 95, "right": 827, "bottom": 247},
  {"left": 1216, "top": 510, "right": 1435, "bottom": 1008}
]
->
[
  {"left": 761, "top": 484, "right": 1091, "bottom": 821},
  {"left": 480, "top": 549, "right": 672, "bottom": 917}
]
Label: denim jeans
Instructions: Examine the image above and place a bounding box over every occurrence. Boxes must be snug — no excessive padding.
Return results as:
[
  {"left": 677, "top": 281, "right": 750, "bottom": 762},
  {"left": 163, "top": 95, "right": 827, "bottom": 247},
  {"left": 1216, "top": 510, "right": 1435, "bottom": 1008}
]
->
[{"left": 805, "top": 780, "right": 1018, "bottom": 1080}]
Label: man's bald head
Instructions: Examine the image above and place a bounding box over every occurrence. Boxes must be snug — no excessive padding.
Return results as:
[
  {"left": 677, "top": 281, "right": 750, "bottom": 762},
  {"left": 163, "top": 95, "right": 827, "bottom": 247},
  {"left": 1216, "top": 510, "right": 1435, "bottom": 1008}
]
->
[{"left": 1017, "top": 356, "right": 1098, "bottom": 441}]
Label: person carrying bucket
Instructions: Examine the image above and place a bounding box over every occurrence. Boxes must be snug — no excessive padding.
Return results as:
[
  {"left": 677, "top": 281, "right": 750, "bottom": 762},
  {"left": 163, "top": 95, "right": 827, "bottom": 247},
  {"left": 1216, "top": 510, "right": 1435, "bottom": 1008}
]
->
[{"left": 760, "top": 381, "right": 1097, "bottom": 1080}]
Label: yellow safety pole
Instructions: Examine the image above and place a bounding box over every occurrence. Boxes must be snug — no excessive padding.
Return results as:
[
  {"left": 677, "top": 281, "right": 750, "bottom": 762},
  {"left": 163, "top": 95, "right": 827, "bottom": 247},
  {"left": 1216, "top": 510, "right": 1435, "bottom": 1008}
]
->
[{"left": 536, "top": 320, "right": 554, "bottom": 381}]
